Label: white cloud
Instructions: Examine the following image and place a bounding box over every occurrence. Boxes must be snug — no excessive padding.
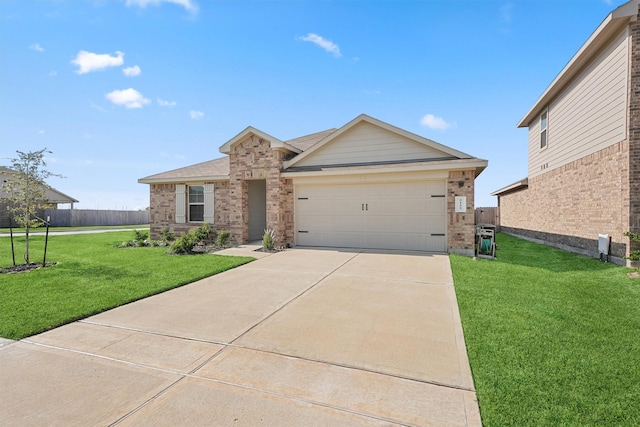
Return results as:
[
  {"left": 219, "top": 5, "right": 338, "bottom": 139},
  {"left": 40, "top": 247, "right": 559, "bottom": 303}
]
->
[
  {"left": 38, "top": 129, "right": 45, "bottom": 135},
  {"left": 90, "top": 102, "right": 107, "bottom": 112},
  {"left": 499, "top": 3, "right": 513, "bottom": 24},
  {"left": 189, "top": 110, "right": 204, "bottom": 120},
  {"left": 299, "top": 33, "right": 342, "bottom": 58},
  {"left": 420, "top": 114, "right": 455, "bottom": 131},
  {"left": 30, "top": 43, "right": 44, "bottom": 52},
  {"left": 158, "top": 98, "right": 177, "bottom": 107},
  {"left": 122, "top": 65, "right": 141, "bottom": 77},
  {"left": 105, "top": 88, "right": 150, "bottom": 109},
  {"left": 49, "top": 70, "right": 58, "bottom": 77},
  {"left": 364, "top": 89, "right": 382, "bottom": 95},
  {"left": 126, "top": 0, "right": 198, "bottom": 13},
  {"left": 71, "top": 50, "right": 124, "bottom": 74}
]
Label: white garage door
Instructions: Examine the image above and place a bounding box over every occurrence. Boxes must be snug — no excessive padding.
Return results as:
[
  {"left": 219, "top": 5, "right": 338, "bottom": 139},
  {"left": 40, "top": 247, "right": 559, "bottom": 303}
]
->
[{"left": 295, "top": 181, "right": 446, "bottom": 252}]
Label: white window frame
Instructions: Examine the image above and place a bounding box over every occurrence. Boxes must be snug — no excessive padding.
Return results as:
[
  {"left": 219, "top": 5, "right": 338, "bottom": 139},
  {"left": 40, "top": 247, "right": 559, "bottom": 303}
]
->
[
  {"left": 188, "top": 185, "right": 205, "bottom": 222},
  {"left": 540, "top": 109, "right": 548, "bottom": 150}
]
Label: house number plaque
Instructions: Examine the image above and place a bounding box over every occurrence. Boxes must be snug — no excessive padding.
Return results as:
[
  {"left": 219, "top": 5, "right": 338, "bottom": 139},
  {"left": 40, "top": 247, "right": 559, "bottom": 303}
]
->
[
  {"left": 244, "top": 169, "right": 267, "bottom": 179},
  {"left": 455, "top": 196, "right": 467, "bottom": 213}
]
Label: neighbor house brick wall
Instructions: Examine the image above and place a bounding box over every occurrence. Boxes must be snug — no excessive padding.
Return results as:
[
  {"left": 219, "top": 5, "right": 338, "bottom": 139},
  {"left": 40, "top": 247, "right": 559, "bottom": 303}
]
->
[
  {"left": 628, "top": 16, "right": 640, "bottom": 254},
  {"left": 447, "top": 169, "right": 475, "bottom": 256},
  {"left": 499, "top": 141, "right": 630, "bottom": 259},
  {"left": 228, "top": 135, "right": 294, "bottom": 245},
  {"left": 149, "top": 181, "right": 230, "bottom": 240}
]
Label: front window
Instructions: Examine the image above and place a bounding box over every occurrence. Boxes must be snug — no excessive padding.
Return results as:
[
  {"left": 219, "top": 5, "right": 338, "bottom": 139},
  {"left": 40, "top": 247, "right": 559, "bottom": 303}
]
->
[
  {"left": 189, "top": 185, "right": 204, "bottom": 222},
  {"left": 540, "top": 110, "right": 548, "bottom": 149}
]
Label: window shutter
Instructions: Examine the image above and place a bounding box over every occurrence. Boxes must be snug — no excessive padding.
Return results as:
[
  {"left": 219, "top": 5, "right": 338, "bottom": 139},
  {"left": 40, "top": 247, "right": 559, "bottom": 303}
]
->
[
  {"left": 175, "top": 184, "right": 186, "bottom": 223},
  {"left": 204, "top": 183, "right": 215, "bottom": 224}
]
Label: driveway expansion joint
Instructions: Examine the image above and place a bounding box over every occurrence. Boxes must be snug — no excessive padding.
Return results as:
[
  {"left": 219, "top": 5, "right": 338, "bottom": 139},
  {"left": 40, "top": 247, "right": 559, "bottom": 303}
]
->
[{"left": 227, "top": 250, "right": 362, "bottom": 346}]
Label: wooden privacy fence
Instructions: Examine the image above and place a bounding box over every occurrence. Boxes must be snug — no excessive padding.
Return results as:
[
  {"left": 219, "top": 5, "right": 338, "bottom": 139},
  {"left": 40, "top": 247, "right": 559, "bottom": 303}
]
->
[
  {"left": 475, "top": 207, "right": 499, "bottom": 227},
  {"left": 44, "top": 209, "right": 149, "bottom": 227}
]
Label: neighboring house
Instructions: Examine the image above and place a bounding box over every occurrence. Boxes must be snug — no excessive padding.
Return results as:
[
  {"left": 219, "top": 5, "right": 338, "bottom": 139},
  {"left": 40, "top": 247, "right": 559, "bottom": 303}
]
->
[
  {"left": 139, "top": 114, "right": 487, "bottom": 255},
  {"left": 492, "top": 0, "right": 640, "bottom": 264},
  {"left": 0, "top": 166, "right": 79, "bottom": 227}
]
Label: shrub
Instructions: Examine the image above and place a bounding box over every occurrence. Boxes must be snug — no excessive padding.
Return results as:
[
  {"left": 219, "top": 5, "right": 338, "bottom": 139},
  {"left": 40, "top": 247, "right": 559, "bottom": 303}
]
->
[
  {"left": 216, "top": 229, "right": 230, "bottom": 247},
  {"left": 194, "top": 223, "right": 212, "bottom": 241},
  {"left": 171, "top": 232, "right": 197, "bottom": 254},
  {"left": 170, "top": 224, "right": 213, "bottom": 255},
  {"left": 134, "top": 230, "right": 148, "bottom": 242},
  {"left": 263, "top": 228, "right": 276, "bottom": 251},
  {"left": 624, "top": 231, "right": 640, "bottom": 261},
  {"left": 161, "top": 228, "right": 175, "bottom": 244}
]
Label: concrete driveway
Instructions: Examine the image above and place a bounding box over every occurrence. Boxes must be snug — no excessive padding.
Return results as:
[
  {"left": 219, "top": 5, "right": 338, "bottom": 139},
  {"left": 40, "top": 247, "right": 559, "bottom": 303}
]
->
[{"left": 0, "top": 247, "right": 480, "bottom": 426}]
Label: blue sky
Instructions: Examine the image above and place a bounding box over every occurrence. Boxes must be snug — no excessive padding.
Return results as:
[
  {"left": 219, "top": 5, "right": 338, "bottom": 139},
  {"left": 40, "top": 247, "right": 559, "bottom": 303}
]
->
[{"left": 0, "top": 0, "right": 627, "bottom": 209}]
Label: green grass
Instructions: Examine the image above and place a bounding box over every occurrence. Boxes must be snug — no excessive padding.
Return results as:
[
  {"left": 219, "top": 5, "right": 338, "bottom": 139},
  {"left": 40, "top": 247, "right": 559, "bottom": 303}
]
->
[
  {"left": 0, "top": 224, "right": 146, "bottom": 233},
  {"left": 0, "top": 231, "right": 253, "bottom": 340},
  {"left": 451, "top": 233, "right": 640, "bottom": 426}
]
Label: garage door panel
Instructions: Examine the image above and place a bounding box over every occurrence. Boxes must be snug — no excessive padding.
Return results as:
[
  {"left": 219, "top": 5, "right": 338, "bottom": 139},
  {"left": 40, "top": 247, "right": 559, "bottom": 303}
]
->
[{"left": 295, "top": 181, "right": 447, "bottom": 252}]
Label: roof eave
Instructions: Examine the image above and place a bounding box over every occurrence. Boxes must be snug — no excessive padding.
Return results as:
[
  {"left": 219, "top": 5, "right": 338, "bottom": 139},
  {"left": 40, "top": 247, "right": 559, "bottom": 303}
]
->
[
  {"left": 491, "top": 178, "right": 529, "bottom": 196},
  {"left": 517, "top": 1, "right": 637, "bottom": 128},
  {"left": 138, "top": 175, "right": 229, "bottom": 184},
  {"left": 282, "top": 158, "right": 488, "bottom": 179}
]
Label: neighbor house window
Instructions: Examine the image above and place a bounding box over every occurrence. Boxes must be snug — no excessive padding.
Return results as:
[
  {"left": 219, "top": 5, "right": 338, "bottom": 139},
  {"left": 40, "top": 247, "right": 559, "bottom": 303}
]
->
[
  {"left": 189, "top": 185, "right": 204, "bottom": 222},
  {"left": 540, "top": 109, "right": 548, "bottom": 149}
]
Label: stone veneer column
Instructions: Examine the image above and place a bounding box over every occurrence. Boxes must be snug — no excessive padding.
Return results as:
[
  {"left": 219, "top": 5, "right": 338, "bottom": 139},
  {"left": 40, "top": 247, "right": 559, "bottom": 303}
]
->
[
  {"left": 228, "top": 135, "right": 294, "bottom": 245},
  {"left": 628, "top": 14, "right": 640, "bottom": 257},
  {"left": 447, "top": 170, "right": 476, "bottom": 256}
]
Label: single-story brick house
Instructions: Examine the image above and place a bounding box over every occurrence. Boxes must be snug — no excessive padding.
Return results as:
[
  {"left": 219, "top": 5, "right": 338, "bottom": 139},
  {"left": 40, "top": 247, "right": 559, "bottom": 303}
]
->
[
  {"left": 492, "top": 0, "right": 640, "bottom": 265},
  {"left": 139, "top": 114, "right": 487, "bottom": 255},
  {"left": 0, "top": 166, "right": 78, "bottom": 227}
]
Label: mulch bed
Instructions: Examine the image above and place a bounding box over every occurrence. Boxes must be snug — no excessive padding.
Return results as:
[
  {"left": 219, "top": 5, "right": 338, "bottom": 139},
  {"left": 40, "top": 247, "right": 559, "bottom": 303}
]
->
[{"left": 0, "top": 262, "right": 57, "bottom": 274}]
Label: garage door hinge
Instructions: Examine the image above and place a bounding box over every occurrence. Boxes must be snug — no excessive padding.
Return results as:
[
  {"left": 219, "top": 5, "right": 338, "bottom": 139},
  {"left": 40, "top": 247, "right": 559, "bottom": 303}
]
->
[
  {"left": 298, "top": 230, "right": 309, "bottom": 233},
  {"left": 431, "top": 195, "right": 445, "bottom": 198},
  {"left": 431, "top": 233, "right": 445, "bottom": 236},
  {"left": 297, "top": 197, "right": 309, "bottom": 200}
]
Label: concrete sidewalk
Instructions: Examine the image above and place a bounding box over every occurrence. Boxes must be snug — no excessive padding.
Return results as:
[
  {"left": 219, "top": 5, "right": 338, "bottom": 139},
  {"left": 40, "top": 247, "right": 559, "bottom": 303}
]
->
[{"left": 0, "top": 247, "right": 480, "bottom": 426}]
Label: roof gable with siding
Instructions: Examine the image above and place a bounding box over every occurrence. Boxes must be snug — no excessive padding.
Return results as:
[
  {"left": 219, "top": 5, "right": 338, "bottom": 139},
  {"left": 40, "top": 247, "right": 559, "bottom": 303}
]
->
[{"left": 284, "top": 114, "right": 472, "bottom": 169}]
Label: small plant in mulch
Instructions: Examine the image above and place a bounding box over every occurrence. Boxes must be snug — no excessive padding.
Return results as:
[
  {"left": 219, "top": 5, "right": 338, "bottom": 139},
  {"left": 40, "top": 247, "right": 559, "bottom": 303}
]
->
[
  {"left": 117, "top": 229, "right": 167, "bottom": 248},
  {"left": 116, "top": 229, "right": 182, "bottom": 249},
  {"left": 623, "top": 231, "right": 640, "bottom": 278},
  {"left": 624, "top": 231, "right": 640, "bottom": 261},
  {"left": 216, "top": 229, "right": 230, "bottom": 248},
  {"left": 169, "top": 225, "right": 233, "bottom": 255},
  {"left": 262, "top": 228, "right": 276, "bottom": 251},
  {"left": 257, "top": 228, "right": 288, "bottom": 253}
]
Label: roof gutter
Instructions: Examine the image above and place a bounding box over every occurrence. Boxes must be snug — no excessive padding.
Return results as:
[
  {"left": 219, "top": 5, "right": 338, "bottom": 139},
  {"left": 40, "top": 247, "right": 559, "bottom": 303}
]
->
[{"left": 138, "top": 175, "right": 230, "bottom": 184}]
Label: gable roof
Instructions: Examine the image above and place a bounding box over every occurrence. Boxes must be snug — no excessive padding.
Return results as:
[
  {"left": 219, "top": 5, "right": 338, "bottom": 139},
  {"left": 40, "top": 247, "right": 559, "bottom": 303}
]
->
[
  {"left": 138, "top": 157, "right": 229, "bottom": 184},
  {"left": 285, "top": 128, "right": 337, "bottom": 152},
  {"left": 219, "top": 126, "right": 301, "bottom": 155},
  {"left": 0, "top": 166, "right": 78, "bottom": 204},
  {"left": 283, "top": 114, "right": 476, "bottom": 169},
  {"left": 517, "top": 0, "right": 639, "bottom": 127},
  {"left": 139, "top": 114, "right": 487, "bottom": 184}
]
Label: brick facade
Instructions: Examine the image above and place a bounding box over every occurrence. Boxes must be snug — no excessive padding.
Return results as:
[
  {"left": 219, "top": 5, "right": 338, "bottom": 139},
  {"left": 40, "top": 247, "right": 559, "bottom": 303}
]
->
[
  {"left": 228, "top": 135, "right": 294, "bottom": 246},
  {"left": 629, "top": 16, "right": 640, "bottom": 254},
  {"left": 149, "top": 181, "right": 230, "bottom": 240},
  {"left": 447, "top": 169, "right": 476, "bottom": 256},
  {"left": 498, "top": 141, "right": 630, "bottom": 261},
  {"left": 146, "top": 126, "right": 479, "bottom": 254},
  {"left": 497, "top": 8, "right": 640, "bottom": 265}
]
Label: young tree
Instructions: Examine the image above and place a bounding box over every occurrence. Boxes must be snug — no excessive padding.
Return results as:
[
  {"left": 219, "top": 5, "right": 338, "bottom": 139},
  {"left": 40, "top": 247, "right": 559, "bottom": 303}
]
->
[{"left": 2, "top": 148, "right": 62, "bottom": 264}]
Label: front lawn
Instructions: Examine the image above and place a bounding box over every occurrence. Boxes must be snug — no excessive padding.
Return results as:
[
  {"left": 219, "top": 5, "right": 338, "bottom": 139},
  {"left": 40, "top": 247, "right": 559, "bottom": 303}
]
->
[
  {"left": 0, "top": 231, "right": 253, "bottom": 340},
  {"left": 451, "top": 233, "right": 640, "bottom": 426}
]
